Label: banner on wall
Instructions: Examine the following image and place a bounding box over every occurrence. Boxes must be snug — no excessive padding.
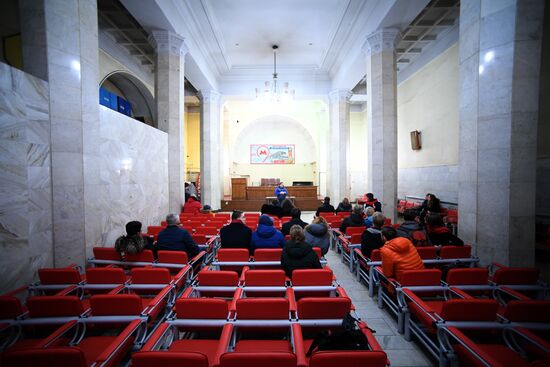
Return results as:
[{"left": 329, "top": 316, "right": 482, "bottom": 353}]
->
[{"left": 250, "top": 144, "right": 295, "bottom": 164}]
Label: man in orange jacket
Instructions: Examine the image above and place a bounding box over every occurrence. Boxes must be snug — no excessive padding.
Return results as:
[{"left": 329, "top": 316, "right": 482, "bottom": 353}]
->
[{"left": 380, "top": 226, "right": 424, "bottom": 281}]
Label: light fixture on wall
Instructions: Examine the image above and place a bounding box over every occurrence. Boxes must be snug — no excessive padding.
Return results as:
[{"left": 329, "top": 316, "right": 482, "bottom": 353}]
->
[
  {"left": 255, "top": 45, "right": 295, "bottom": 103},
  {"left": 410, "top": 130, "right": 421, "bottom": 150}
]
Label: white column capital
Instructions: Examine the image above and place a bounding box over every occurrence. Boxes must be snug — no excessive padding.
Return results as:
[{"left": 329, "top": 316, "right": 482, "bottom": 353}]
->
[
  {"left": 328, "top": 89, "right": 353, "bottom": 104},
  {"left": 199, "top": 90, "right": 222, "bottom": 104},
  {"left": 149, "top": 30, "right": 188, "bottom": 56},
  {"left": 362, "top": 28, "right": 400, "bottom": 56}
]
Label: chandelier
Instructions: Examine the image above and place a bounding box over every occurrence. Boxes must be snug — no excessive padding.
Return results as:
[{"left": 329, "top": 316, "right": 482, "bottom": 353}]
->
[{"left": 255, "top": 45, "right": 295, "bottom": 103}]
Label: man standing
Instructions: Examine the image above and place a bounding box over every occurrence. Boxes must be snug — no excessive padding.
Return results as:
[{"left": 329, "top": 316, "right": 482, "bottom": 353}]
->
[
  {"left": 156, "top": 213, "right": 200, "bottom": 259},
  {"left": 274, "top": 182, "right": 288, "bottom": 206},
  {"left": 220, "top": 210, "right": 253, "bottom": 253}
]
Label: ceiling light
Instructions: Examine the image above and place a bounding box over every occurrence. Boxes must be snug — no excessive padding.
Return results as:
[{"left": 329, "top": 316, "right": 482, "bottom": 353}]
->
[{"left": 255, "top": 45, "right": 295, "bottom": 103}]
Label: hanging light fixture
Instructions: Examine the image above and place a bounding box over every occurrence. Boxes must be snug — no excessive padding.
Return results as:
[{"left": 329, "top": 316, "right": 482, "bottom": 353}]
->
[{"left": 255, "top": 45, "right": 295, "bottom": 103}]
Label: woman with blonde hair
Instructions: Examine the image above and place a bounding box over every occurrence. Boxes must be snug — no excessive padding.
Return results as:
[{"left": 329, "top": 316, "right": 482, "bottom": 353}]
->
[
  {"left": 281, "top": 225, "right": 322, "bottom": 276},
  {"left": 304, "top": 216, "right": 330, "bottom": 255}
]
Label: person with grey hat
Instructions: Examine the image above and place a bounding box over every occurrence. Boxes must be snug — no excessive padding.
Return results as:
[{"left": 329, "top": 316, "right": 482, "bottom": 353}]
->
[
  {"left": 115, "top": 221, "right": 153, "bottom": 255},
  {"left": 251, "top": 214, "right": 285, "bottom": 253}
]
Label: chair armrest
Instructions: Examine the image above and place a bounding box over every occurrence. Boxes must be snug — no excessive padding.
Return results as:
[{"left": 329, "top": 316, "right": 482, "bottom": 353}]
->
[
  {"left": 143, "top": 285, "right": 173, "bottom": 317},
  {"left": 35, "top": 320, "right": 79, "bottom": 348},
  {"left": 214, "top": 323, "right": 234, "bottom": 367},
  {"left": 189, "top": 251, "right": 206, "bottom": 266},
  {"left": 449, "top": 287, "right": 474, "bottom": 300},
  {"left": 108, "top": 285, "right": 126, "bottom": 295},
  {"left": 172, "top": 265, "right": 192, "bottom": 289},
  {"left": 401, "top": 289, "right": 439, "bottom": 322},
  {"left": 180, "top": 287, "right": 194, "bottom": 298},
  {"left": 512, "top": 327, "right": 550, "bottom": 353},
  {"left": 239, "top": 267, "right": 249, "bottom": 285},
  {"left": 2, "top": 286, "right": 28, "bottom": 298},
  {"left": 229, "top": 288, "right": 243, "bottom": 314},
  {"left": 95, "top": 319, "right": 144, "bottom": 364},
  {"left": 286, "top": 288, "right": 297, "bottom": 313},
  {"left": 497, "top": 286, "right": 531, "bottom": 301},
  {"left": 140, "top": 322, "right": 171, "bottom": 352},
  {"left": 358, "top": 321, "right": 384, "bottom": 351},
  {"left": 336, "top": 287, "right": 354, "bottom": 310},
  {"left": 54, "top": 285, "right": 79, "bottom": 296},
  {"left": 291, "top": 323, "right": 307, "bottom": 367}
]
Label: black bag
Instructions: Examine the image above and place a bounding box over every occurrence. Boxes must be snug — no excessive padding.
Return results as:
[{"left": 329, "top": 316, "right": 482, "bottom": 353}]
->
[{"left": 305, "top": 314, "right": 374, "bottom": 356}]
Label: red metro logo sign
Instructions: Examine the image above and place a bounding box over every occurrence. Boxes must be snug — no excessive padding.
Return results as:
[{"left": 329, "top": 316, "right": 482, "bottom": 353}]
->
[{"left": 250, "top": 144, "right": 295, "bottom": 165}]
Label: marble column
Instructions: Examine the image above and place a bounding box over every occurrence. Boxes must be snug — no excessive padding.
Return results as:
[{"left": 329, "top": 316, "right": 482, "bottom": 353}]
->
[
  {"left": 19, "top": 0, "right": 100, "bottom": 267},
  {"left": 328, "top": 89, "right": 352, "bottom": 204},
  {"left": 150, "top": 31, "right": 187, "bottom": 214},
  {"left": 458, "top": 0, "right": 544, "bottom": 266},
  {"left": 364, "top": 28, "right": 399, "bottom": 223},
  {"left": 199, "top": 90, "right": 223, "bottom": 210}
]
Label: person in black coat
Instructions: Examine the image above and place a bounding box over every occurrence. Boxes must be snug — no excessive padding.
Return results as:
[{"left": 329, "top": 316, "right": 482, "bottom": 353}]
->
[
  {"left": 219, "top": 210, "right": 253, "bottom": 253},
  {"left": 419, "top": 193, "right": 441, "bottom": 222},
  {"left": 315, "top": 197, "right": 335, "bottom": 217},
  {"left": 361, "top": 213, "right": 386, "bottom": 257},
  {"left": 156, "top": 214, "right": 200, "bottom": 259},
  {"left": 281, "top": 225, "right": 322, "bottom": 277},
  {"left": 425, "top": 213, "right": 463, "bottom": 247},
  {"left": 335, "top": 197, "right": 353, "bottom": 213},
  {"left": 261, "top": 199, "right": 283, "bottom": 218},
  {"left": 281, "top": 208, "right": 308, "bottom": 236},
  {"left": 339, "top": 205, "right": 365, "bottom": 234}
]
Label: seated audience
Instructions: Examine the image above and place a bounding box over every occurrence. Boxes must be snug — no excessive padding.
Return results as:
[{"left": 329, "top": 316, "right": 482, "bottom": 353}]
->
[
  {"left": 425, "top": 213, "right": 464, "bottom": 246},
  {"left": 304, "top": 216, "right": 330, "bottom": 255},
  {"left": 183, "top": 195, "right": 202, "bottom": 214},
  {"left": 251, "top": 214, "right": 285, "bottom": 252},
  {"left": 219, "top": 210, "right": 252, "bottom": 253},
  {"left": 280, "top": 198, "right": 296, "bottom": 217},
  {"left": 115, "top": 221, "right": 153, "bottom": 255},
  {"left": 156, "top": 214, "right": 200, "bottom": 258},
  {"left": 199, "top": 204, "right": 214, "bottom": 216},
  {"left": 315, "top": 197, "right": 335, "bottom": 217},
  {"left": 361, "top": 213, "right": 386, "bottom": 257},
  {"left": 335, "top": 197, "right": 353, "bottom": 213},
  {"left": 339, "top": 204, "right": 365, "bottom": 234},
  {"left": 281, "top": 225, "right": 322, "bottom": 277},
  {"left": 363, "top": 192, "right": 382, "bottom": 212},
  {"left": 396, "top": 210, "right": 423, "bottom": 239},
  {"left": 380, "top": 226, "right": 424, "bottom": 280},
  {"left": 282, "top": 208, "right": 308, "bottom": 236},
  {"left": 260, "top": 199, "right": 283, "bottom": 218},
  {"left": 419, "top": 193, "right": 441, "bottom": 222},
  {"left": 363, "top": 206, "right": 375, "bottom": 228}
]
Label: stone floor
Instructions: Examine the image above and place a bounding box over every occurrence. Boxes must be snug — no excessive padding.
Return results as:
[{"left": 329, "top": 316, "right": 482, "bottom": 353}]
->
[{"left": 301, "top": 211, "right": 435, "bottom": 367}]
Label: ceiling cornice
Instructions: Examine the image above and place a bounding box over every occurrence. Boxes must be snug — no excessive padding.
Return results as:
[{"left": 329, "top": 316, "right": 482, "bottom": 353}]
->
[{"left": 220, "top": 64, "right": 330, "bottom": 82}]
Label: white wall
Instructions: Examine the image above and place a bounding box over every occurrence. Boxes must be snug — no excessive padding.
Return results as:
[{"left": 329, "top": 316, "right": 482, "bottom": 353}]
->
[
  {"left": 0, "top": 63, "right": 52, "bottom": 293},
  {"left": 350, "top": 109, "right": 368, "bottom": 198},
  {"left": 94, "top": 107, "right": 169, "bottom": 245}
]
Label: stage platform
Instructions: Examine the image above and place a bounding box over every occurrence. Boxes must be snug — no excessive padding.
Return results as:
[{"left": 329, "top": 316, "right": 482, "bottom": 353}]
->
[{"left": 220, "top": 197, "right": 322, "bottom": 211}]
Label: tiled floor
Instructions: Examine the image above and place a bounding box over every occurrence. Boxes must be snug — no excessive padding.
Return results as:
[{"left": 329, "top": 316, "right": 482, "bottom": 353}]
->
[{"left": 301, "top": 211, "right": 436, "bottom": 367}]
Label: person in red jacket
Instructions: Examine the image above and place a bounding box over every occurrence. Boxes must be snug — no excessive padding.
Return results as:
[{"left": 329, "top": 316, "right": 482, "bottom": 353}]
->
[
  {"left": 380, "top": 226, "right": 424, "bottom": 281},
  {"left": 183, "top": 195, "right": 202, "bottom": 214}
]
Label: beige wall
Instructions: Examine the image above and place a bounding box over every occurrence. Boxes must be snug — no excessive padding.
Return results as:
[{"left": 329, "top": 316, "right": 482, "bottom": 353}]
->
[
  {"left": 185, "top": 110, "right": 201, "bottom": 177},
  {"left": 397, "top": 43, "right": 459, "bottom": 168}
]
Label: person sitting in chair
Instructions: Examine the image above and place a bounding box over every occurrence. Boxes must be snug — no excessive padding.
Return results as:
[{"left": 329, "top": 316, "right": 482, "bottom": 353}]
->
[{"left": 274, "top": 182, "right": 289, "bottom": 206}]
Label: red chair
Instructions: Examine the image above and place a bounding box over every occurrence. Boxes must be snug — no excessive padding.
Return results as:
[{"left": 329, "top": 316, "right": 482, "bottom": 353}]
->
[
  {"left": 384, "top": 218, "right": 392, "bottom": 226},
  {"left": 280, "top": 216, "right": 292, "bottom": 223},
  {"left": 184, "top": 270, "right": 241, "bottom": 299},
  {"left": 416, "top": 246, "right": 437, "bottom": 260},
  {"left": 220, "top": 352, "right": 296, "bottom": 367},
  {"left": 195, "top": 227, "right": 218, "bottom": 236},
  {"left": 254, "top": 248, "right": 283, "bottom": 261},
  {"left": 191, "top": 234, "right": 207, "bottom": 245},
  {"left": 319, "top": 212, "right": 336, "bottom": 219},
  {"left": 92, "top": 247, "right": 122, "bottom": 266},
  {"left": 147, "top": 226, "right": 164, "bottom": 238},
  {"left": 35, "top": 267, "right": 85, "bottom": 294},
  {"left": 125, "top": 249, "right": 155, "bottom": 264},
  {"left": 243, "top": 270, "right": 288, "bottom": 298},
  {"left": 216, "top": 249, "right": 250, "bottom": 273},
  {"left": 157, "top": 250, "right": 188, "bottom": 265},
  {"left": 345, "top": 226, "right": 365, "bottom": 236},
  {"left": 439, "top": 245, "right": 472, "bottom": 259}
]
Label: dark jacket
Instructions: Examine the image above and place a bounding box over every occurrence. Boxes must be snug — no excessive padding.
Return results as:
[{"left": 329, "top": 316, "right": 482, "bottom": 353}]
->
[
  {"left": 396, "top": 221, "right": 423, "bottom": 239},
  {"left": 304, "top": 223, "right": 330, "bottom": 255},
  {"left": 339, "top": 213, "right": 365, "bottom": 234},
  {"left": 282, "top": 218, "right": 308, "bottom": 236},
  {"left": 251, "top": 224, "right": 285, "bottom": 252},
  {"left": 315, "top": 203, "right": 335, "bottom": 217},
  {"left": 281, "top": 240, "right": 322, "bottom": 277},
  {"left": 220, "top": 220, "right": 252, "bottom": 253},
  {"left": 156, "top": 225, "right": 200, "bottom": 258},
  {"left": 361, "top": 227, "right": 384, "bottom": 258},
  {"left": 335, "top": 202, "right": 352, "bottom": 213},
  {"left": 364, "top": 199, "right": 382, "bottom": 213},
  {"left": 427, "top": 227, "right": 464, "bottom": 247},
  {"left": 261, "top": 204, "right": 283, "bottom": 218}
]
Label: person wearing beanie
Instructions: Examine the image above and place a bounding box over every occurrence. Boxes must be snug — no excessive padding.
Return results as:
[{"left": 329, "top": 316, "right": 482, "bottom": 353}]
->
[
  {"left": 114, "top": 220, "right": 153, "bottom": 255},
  {"left": 251, "top": 214, "right": 285, "bottom": 253}
]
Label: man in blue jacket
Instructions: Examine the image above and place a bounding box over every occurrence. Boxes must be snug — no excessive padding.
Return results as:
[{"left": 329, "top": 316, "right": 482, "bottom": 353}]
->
[
  {"left": 156, "top": 213, "right": 200, "bottom": 259},
  {"left": 274, "top": 182, "right": 288, "bottom": 206},
  {"left": 251, "top": 215, "right": 285, "bottom": 253}
]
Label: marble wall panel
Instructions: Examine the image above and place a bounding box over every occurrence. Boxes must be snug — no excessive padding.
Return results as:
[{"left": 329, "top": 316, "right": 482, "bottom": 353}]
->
[
  {"left": 0, "top": 63, "right": 52, "bottom": 294},
  {"left": 96, "top": 107, "right": 169, "bottom": 246},
  {"left": 398, "top": 165, "right": 459, "bottom": 204}
]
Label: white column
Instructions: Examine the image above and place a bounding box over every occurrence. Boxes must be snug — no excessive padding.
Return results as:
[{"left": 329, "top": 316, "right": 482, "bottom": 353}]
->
[
  {"left": 364, "top": 28, "right": 399, "bottom": 223},
  {"left": 328, "top": 89, "right": 352, "bottom": 204},
  {"left": 458, "top": 0, "right": 544, "bottom": 266},
  {"left": 150, "top": 31, "right": 187, "bottom": 214},
  {"left": 19, "top": 0, "right": 100, "bottom": 267},
  {"left": 199, "top": 90, "right": 223, "bottom": 210}
]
